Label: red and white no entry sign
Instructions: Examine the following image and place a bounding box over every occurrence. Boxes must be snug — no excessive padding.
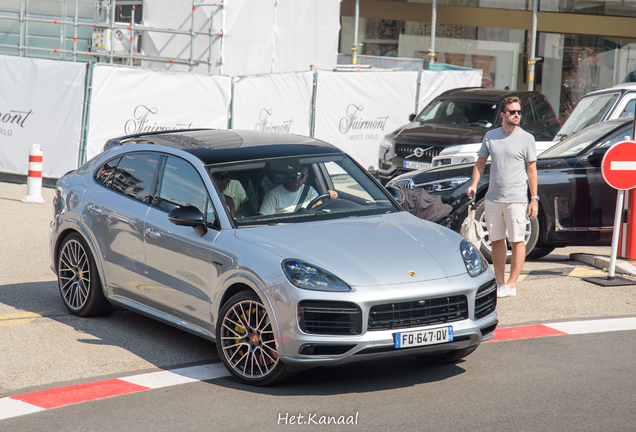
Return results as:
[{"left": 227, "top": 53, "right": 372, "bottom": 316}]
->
[{"left": 601, "top": 140, "right": 636, "bottom": 190}]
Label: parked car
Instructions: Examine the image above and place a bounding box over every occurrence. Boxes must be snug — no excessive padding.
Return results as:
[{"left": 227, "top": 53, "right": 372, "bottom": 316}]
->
[
  {"left": 50, "top": 129, "right": 498, "bottom": 386},
  {"left": 387, "top": 118, "right": 634, "bottom": 262},
  {"left": 554, "top": 83, "right": 636, "bottom": 142},
  {"left": 378, "top": 87, "right": 560, "bottom": 183}
]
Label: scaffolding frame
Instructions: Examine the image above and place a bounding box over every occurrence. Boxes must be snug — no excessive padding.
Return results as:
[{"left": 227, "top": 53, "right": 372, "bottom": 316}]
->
[{"left": 0, "top": 0, "right": 225, "bottom": 73}]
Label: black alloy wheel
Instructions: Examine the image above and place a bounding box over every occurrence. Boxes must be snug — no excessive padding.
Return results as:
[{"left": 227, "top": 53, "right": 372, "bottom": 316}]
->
[{"left": 57, "top": 233, "right": 113, "bottom": 317}]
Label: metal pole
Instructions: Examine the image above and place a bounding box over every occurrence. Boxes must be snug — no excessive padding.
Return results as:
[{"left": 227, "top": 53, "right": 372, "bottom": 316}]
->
[
  {"left": 19, "top": 0, "right": 25, "bottom": 57},
  {"left": 73, "top": 0, "right": 79, "bottom": 62},
  {"left": 190, "top": 0, "right": 196, "bottom": 71},
  {"left": 352, "top": 0, "right": 359, "bottom": 65},
  {"left": 208, "top": 8, "right": 215, "bottom": 73},
  {"left": 129, "top": 5, "right": 135, "bottom": 66},
  {"left": 430, "top": 0, "right": 437, "bottom": 64},
  {"left": 219, "top": 1, "right": 226, "bottom": 74},
  {"left": 608, "top": 189, "right": 626, "bottom": 280},
  {"left": 528, "top": 0, "right": 538, "bottom": 90},
  {"left": 60, "top": 0, "right": 66, "bottom": 59},
  {"left": 109, "top": 0, "right": 115, "bottom": 64}
]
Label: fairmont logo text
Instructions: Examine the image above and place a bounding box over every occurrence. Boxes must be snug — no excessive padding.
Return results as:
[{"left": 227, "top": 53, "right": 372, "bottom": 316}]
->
[
  {"left": 339, "top": 104, "right": 388, "bottom": 135},
  {"left": 0, "top": 109, "right": 34, "bottom": 136},
  {"left": 124, "top": 105, "right": 193, "bottom": 134},
  {"left": 255, "top": 108, "right": 293, "bottom": 134}
]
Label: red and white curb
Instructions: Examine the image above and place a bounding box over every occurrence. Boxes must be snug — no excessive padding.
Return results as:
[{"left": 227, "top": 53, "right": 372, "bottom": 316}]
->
[
  {"left": 2, "top": 317, "right": 636, "bottom": 421},
  {"left": 0, "top": 363, "right": 230, "bottom": 420},
  {"left": 486, "top": 316, "right": 636, "bottom": 342}
]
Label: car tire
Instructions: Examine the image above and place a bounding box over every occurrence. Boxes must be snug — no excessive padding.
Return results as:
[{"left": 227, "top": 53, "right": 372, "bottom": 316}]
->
[
  {"left": 526, "top": 246, "right": 556, "bottom": 260},
  {"left": 417, "top": 345, "right": 479, "bottom": 364},
  {"left": 473, "top": 199, "right": 539, "bottom": 264},
  {"left": 216, "top": 291, "right": 294, "bottom": 386},
  {"left": 57, "top": 233, "right": 113, "bottom": 317}
]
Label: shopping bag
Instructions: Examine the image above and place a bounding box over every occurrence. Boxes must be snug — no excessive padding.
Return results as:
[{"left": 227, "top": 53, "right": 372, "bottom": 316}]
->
[{"left": 460, "top": 204, "right": 482, "bottom": 247}]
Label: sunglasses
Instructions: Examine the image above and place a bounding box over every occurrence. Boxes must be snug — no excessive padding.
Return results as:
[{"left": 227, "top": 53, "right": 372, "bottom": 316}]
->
[
  {"left": 214, "top": 173, "right": 231, "bottom": 181},
  {"left": 290, "top": 171, "right": 308, "bottom": 180},
  {"left": 506, "top": 110, "right": 522, "bottom": 115}
]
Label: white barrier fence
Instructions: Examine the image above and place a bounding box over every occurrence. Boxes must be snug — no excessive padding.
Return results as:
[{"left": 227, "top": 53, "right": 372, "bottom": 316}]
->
[
  {"left": 86, "top": 65, "right": 232, "bottom": 160},
  {"left": 0, "top": 56, "right": 86, "bottom": 178},
  {"left": 0, "top": 55, "right": 482, "bottom": 178}
]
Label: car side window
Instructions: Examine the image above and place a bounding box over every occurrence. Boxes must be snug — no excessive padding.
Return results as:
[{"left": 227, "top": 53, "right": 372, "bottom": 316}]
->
[
  {"left": 95, "top": 157, "right": 121, "bottom": 187},
  {"left": 598, "top": 128, "right": 634, "bottom": 149},
  {"left": 531, "top": 96, "right": 555, "bottom": 121},
  {"left": 520, "top": 97, "right": 534, "bottom": 125},
  {"left": 619, "top": 99, "right": 635, "bottom": 118},
  {"left": 110, "top": 153, "right": 162, "bottom": 203},
  {"left": 155, "top": 156, "right": 216, "bottom": 225}
]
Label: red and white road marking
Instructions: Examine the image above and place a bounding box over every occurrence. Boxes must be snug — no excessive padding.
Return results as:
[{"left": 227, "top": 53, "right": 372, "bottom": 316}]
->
[
  {"left": 2, "top": 317, "right": 636, "bottom": 421},
  {"left": 0, "top": 364, "right": 230, "bottom": 420}
]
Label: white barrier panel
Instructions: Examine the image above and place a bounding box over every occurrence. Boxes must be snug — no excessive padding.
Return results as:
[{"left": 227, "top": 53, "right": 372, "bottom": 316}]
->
[
  {"left": 0, "top": 56, "right": 86, "bottom": 178},
  {"left": 231, "top": 72, "right": 313, "bottom": 136},
  {"left": 272, "top": 0, "right": 339, "bottom": 73},
  {"left": 313, "top": 71, "right": 419, "bottom": 171},
  {"left": 86, "top": 65, "right": 232, "bottom": 160},
  {"left": 417, "top": 70, "right": 483, "bottom": 111},
  {"left": 143, "top": 0, "right": 339, "bottom": 76}
]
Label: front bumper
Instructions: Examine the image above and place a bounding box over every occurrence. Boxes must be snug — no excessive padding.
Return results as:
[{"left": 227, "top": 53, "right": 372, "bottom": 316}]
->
[{"left": 271, "top": 271, "right": 497, "bottom": 368}]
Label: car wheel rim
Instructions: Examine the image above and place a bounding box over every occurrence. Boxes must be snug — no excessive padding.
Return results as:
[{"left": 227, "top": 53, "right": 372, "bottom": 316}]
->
[
  {"left": 58, "top": 239, "right": 90, "bottom": 310},
  {"left": 220, "top": 299, "right": 279, "bottom": 379},
  {"left": 477, "top": 213, "right": 532, "bottom": 256}
]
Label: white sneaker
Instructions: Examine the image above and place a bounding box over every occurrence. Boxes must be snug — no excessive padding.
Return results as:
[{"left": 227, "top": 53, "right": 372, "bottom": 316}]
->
[{"left": 497, "top": 284, "right": 517, "bottom": 298}]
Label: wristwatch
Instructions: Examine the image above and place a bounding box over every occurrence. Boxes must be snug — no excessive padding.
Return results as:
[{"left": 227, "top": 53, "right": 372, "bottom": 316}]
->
[{"left": 530, "top": 195, "right": 540, "bottom": 201}]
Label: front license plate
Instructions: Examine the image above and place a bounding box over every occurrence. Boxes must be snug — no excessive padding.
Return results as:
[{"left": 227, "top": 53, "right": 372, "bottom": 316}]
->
[
  {"left": 394, "top": 326, "right": 453, "bottom": 349},
  {"left": 403, "top": 161, "right": 431, "bottom": 170}
]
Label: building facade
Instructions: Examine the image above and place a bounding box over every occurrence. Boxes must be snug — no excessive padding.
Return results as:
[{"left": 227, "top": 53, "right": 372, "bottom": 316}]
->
[{"left": 340, "top": 0, "right": 636, "bottom": 121}]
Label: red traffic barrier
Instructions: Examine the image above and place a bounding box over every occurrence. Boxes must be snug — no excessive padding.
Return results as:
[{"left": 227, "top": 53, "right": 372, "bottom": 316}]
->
[{"left": 22, "top": 144, "right": 45, "bottom": 204}]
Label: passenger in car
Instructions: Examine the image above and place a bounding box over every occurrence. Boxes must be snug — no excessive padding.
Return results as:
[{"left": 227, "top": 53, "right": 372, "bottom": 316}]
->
[
  {"left": 213, "top": 172, "right": 236, "bottom": 218},
  {"left": 259, "top": 165, "right": 338, "bottom": 215}
]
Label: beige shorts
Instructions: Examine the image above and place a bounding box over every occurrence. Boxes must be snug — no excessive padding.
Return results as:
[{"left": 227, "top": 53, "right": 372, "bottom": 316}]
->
[{"left": 484, "top": 200, "right": 528, "bottom": 243}]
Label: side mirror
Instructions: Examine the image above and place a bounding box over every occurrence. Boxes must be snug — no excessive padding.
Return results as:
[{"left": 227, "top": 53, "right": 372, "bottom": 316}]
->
[
  {"left": 168, "top": 205, "right": 208, "bottom": 237},
  {"left": 409, "top": 113, "right": 416, "bottom": 122},
  {"left": 385, "top": 186, "right": 405, "bottom": 205}
]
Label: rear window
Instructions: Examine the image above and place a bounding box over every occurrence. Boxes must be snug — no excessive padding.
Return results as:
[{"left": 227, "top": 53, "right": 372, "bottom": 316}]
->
[{"left": 532, "top": 96, "right": 555, "bottom": 121}]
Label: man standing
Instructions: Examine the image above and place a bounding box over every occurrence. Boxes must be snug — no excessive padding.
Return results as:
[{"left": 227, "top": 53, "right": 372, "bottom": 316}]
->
[{"left": 466, "top": 96, "right": 538, "bottom": 298}]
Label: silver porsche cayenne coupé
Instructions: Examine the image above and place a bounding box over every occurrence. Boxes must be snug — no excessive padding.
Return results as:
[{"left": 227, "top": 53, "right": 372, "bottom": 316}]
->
[{"left": 50, "top": 129, "right": 497, "bottom": 386}]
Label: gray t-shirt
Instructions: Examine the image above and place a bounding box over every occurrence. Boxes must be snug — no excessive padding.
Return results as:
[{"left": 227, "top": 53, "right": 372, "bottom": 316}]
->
[{"left": 477, "top": 127, "right": 536, "bottom": 203}]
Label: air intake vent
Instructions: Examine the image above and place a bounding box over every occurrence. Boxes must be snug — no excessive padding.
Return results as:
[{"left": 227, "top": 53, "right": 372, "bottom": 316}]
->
[
  {"left": 475, "top": 279, "right": 497, "bottom": 320},
  {"left": 298, "top": 301, "right": 362, "bottom": 335}
]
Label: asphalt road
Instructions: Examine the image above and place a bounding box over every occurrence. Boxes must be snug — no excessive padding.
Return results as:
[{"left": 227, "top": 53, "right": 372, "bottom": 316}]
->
[{"left": 1, "top": 181, "right": 636, "bottom": 431}]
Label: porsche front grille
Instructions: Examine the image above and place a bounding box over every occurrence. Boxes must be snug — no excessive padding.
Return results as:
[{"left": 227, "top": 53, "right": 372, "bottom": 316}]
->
[{"left": 368, "top": 295, "right": 468, "bottom": 331}]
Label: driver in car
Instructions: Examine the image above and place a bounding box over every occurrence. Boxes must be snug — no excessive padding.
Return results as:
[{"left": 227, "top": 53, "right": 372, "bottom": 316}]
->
[{"left": 259, "top": 165, "right": 338, "bottom": 215}]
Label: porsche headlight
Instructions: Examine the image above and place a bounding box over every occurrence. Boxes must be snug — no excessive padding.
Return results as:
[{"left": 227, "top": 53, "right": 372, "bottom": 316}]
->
[
  {"left": 460, "top": 239, "right": 488, "bottom": 277},
  {"left": 282, "top": 260, "right": 351, "bottom": 292},
  {"left": 419, "top": 176, "right": 471, "bottom": 192}
]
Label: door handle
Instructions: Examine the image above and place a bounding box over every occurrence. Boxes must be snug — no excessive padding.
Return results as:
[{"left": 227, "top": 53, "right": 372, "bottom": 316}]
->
[
  {"left": 87, "top": 204, "right": 102, "bottom": 214},
  {"left": 145, "top": 228, "right": 161, "bottom": 239}
]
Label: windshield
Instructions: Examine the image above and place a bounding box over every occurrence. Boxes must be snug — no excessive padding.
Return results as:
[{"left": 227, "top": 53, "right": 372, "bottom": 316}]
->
[
  {"left": 417, "top": 99, "right": 498, "bottom": 127},
  {"left": 539, "top": 121, "right": 627, "bottom": 158},
  {"left": 557, "top": 92, "right": 619, "bottom": 139},
  {"left": 207, "top": 154, "right": 399, "bottom": 227}
]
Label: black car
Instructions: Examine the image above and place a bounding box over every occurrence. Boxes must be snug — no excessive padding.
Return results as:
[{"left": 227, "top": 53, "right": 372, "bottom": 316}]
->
[
  {"left": 378, "top": 87, "right": 561, "bottom": 184},
  {"left": 387, "top": 117, "right": 634, "bottom": 262}
]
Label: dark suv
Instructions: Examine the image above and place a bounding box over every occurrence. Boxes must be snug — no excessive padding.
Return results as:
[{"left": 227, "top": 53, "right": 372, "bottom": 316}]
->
[{"left": 377, "top": 88, "right": 560, "bottom": 184}]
